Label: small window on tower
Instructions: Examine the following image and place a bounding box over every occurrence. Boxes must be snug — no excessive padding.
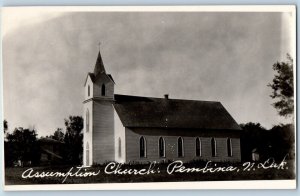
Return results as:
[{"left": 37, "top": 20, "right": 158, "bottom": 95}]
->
[
  {"left": 86, "top": 109, "right": 89, "bottom": 133},
  {"left": 101, "top": 84, "right": 106, "bottom": 96},
  {"left": 88, "top": 85, "right": 90, "bottom": 97},
  {"left": 118, "top": 137, "right": 122, "bottom": 158},
  {"left": 86, "top": 142, "right": 90, "bottom": 166}
]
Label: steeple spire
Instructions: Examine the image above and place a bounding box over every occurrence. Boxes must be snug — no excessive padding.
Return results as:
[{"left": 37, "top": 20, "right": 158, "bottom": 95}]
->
[{"left": 93, "top": 45, "right": 106, "bottom": 76}]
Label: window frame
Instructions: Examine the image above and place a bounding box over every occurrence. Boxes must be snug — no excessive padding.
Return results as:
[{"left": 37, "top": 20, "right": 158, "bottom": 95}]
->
[
  {"left": 86, "top": 142, "right": 90, "bottom": 165},
  {"left": 139, "top": 136, "right": 147, "bottom": 158},
  {"left": 177, "top": 137, "right": 184, "bottom": 157},
  {"left": 86, "top": 109, "right": 89, "bottom": 133},
  {"left": 227, "top": 138, "right": 233, "bottom": 157},
  {"left": 101, "top": 84, "right": 106, "bottom": 96},
  {"left": 211, "top": 137, "right": 217, "bottom": 157},
  {"left": 158, "top": 137, "right": 166, "bottom": 158},
  {"left": 118, "top": 137, "right": 122, "bottom": 158},
  {"left": 195, "top": 137, "right": 201, "bottom": 157}
]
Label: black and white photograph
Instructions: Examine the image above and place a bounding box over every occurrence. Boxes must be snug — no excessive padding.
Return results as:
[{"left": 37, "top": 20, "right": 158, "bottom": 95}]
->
[{"left": 1, "top": 6, "right": 296, "bottom": 190}]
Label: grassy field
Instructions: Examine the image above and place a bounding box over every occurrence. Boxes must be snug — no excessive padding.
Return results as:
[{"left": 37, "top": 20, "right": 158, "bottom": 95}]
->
[{"left": 5, "top": 160, "right": 295, "bottom": 185}]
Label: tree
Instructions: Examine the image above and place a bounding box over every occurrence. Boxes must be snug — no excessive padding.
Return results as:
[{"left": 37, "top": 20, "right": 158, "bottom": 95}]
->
[
  {"left": 4, "top": 120, "right": 8, "bottom": 141},
  {"left": 269, "top": 124, "right": 295, "bottom": 160},
  {"left": 268, "top": 54, "right": 294, "bottom": 117},
  {"left": 50, "top": 128, "right": 65, "bottom": 142},
  {"left": 5, "top": 127, "right": 41, "bottom": 167},
  {"left": 240, "top": 122, "right": 269, "bottom": 161},
  {"left": 4, "top": 120, "right": 8, "bottom": 133},
  {"left": 63, "top": 116, "right": 83, "bottom": 165},
  {"left": 240, "top": 122, "right": 295, "bottom": 162}
]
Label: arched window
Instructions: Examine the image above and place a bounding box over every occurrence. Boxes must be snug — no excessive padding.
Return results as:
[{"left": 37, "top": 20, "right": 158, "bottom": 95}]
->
[
  {"left": 159, "top": 137, "right": 165, "bottom": 157},
  {"left": 101, "top": 84, "right": 106, "bottom": 96},
  {"left": 86, "top": 109, "right": 89, "bottom": 133},
  {"left": 140, "top": 136, "right": 146, "bottom": 158},
  {"left": 88, "top": 85, "right": 90, "bottom": 97},
  {"left": 118, "top": 137, "right": 122, "bottom": 158},
  {"left": 86, "top": 142, "right": 90, "bottom": 166},
  {"left": 196, "top": 137, "right": 201, "bottom": 157},
  {"left": 178, "top": 137, "right": 184, "bottom": 157},
  {"left": 211, "top": 138, "right": 217, "bottom": 157},
  {"left": 227, "top": 138, "right": 233, "bottom": 157}
]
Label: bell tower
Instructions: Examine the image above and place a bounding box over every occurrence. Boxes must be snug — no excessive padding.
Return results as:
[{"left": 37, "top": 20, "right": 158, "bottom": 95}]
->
[{"left": 83, "top": 49, "right": 115, "bottom": 166}]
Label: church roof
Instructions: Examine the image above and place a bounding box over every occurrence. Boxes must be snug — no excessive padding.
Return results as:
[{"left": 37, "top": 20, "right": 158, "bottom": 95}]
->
[
  {"left": 84, "top": 72, "right": 115, "bottom": 86},
  {"left": 84, "top": 50, "right": 116, "bottom": 86},
  {"left": 113, "top": 94, "right": 241, "bottom": 130},
  {"left": 39, "top": 137, "right": 64, "bottom": 144},
  {"left": 93, "top": 51, "right": 106, "bottom": 76}
]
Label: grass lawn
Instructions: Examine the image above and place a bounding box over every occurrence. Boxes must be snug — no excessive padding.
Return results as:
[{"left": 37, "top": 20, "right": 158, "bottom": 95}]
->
[{"left": 5, "top": 160, "right": 295, "bottom": 185}]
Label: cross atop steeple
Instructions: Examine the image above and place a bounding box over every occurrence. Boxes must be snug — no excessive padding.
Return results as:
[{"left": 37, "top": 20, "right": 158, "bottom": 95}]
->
[
  {"left": 93, "top": 43, "right": 106, "bottom": 76},
  {"left": 98, "top": 42, "right": 101, "bottom": 51}
]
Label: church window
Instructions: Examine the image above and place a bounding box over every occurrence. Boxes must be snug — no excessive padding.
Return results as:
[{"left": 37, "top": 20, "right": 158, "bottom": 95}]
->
[
  {"left": 118, "top": 137, "right": 122, "bottom": 158},
  {"left": 227, "top": 138, "right": 233, "bottom": 157},
  {"left": 211, "top": 138, "right": 217, "bottom": 157},
  {"left": 86, "top": 109, "right": 89, "bottom": 133},
  {"left": 196, "top": 137, "right": 201, "bottom": 157},
  {"left": 159, "top": 137, "right": 165, "bottom": 157},
  {"left": 86, "top": 142, "right": 90, "bottom": 166},
  {"left": 140, "top": 136, "right": 146, "bottom": 158},
  {"left": 88, "top": 85, "right": 90, "bottom": 97},
  {"left": 101, "top": 84, "right": 106, "bottom": 96},
  {"left": 178, "top": 137, "right": 184, "bottom": 157}
]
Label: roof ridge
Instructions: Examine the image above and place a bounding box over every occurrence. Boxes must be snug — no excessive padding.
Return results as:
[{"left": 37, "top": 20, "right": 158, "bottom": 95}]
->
[{"left": 114, "top": 94, "right": 219, "bottom": 103}]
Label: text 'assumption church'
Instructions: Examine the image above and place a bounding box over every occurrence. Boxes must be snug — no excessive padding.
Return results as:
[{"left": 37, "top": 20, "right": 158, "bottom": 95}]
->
[{"left": 83, "top": 50, "right": 242, "bottom": 166}]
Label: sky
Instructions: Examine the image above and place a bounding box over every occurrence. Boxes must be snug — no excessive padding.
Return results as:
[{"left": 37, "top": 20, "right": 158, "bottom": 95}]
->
[{"left": 2, "top": 8, "right": 295, "bottom": 137}]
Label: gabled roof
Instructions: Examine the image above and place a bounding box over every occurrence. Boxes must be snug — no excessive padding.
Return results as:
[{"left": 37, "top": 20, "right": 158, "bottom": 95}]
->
[
  {"left": 39, "top": 137, "right": 64, "bottom": 144},
  {"left": 84, "top": 50, "right": 115, "bottom": 86},
  {"left": 107, "top": 74, "right": 115, "bottom": 84},
  {"left": 84, "top": 73, "right": 95, "bottom": 86},
  {"left": 84, "top": 72, "right": 115, "bottom": 86},
  {"left": 113, "top": 94, "right": 241, "bottom": 130},
  {"left": 41, "top": 148, "right": 63, "bottom": 159}
]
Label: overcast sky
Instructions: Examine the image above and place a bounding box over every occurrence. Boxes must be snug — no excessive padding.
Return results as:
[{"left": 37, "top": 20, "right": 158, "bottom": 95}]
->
[{"left": 2, "top": 9, "right": 294, "bottom": 137}]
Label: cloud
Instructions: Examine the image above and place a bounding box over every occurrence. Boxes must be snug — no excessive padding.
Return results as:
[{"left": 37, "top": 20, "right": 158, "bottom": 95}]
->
[
  {"left": 2, "top": 8, "right": 64, "bottom": 37},
  {"left": 2, "top": 11, "right": 293, "bottom": 136}
]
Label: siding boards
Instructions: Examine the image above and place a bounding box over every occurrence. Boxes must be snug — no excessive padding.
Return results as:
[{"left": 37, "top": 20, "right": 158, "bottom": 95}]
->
[
  {"left": 84, "top": 72, "right": 242, "bottom": 164},
  {"left": 129, "top": 128, "right": 241, "bottom": 138},
  {"left": 83, "top": 101, "right": 93, "bottom": 166},
  {"left": 114, "top": 110, "right": 126, "bottom": 163},
  {"left": 93, "top": 74, "right": 114, "bottom": 98},
  {"left": 231, "top": 138, "right": 241, "bottom": 161},
  {"left": 84, "top": 76, "right": 94, "bottom": 100},
  {"left": 92, "top": 100, "right": 115, "bottom": 164},
  {"left": 125, "top": 128, "right": 241, "bottom": 163}
]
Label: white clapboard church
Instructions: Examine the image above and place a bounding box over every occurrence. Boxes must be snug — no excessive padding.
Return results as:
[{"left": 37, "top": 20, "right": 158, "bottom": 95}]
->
[{"left": 83, "top": 50, "right": 242, "bottom": 166}]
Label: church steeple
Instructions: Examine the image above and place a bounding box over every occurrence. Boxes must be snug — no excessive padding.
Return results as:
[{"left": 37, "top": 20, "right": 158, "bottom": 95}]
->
[
  {"left": 93, "top": 50, "right": 106, "bottom": 76},
  {"left": 83, "top": 48, "right": 115, "bottom": 166}
]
